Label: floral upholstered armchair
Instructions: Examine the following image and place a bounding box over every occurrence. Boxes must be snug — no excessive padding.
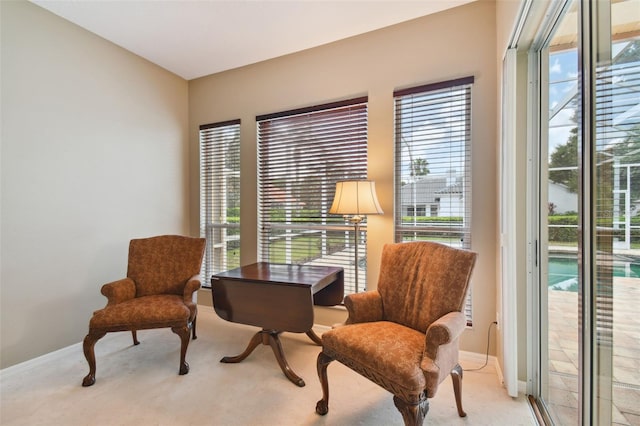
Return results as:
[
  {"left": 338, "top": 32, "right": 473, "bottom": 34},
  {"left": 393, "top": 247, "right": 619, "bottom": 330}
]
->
[
  {"left": 82, "top": 235, "right": 205, "bottom": 386},
  {"left": 315, "top": 241, "right": 477, "bottom": 425}
]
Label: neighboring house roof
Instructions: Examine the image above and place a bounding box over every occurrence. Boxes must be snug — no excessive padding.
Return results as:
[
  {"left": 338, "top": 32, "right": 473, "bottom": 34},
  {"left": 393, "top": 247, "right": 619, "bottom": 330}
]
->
[
  {"left": 436, "top": 182, "right": 463, "bottom": 194},
  {"left": 401, "top": 174, "right": 462, "bottom": 204}
]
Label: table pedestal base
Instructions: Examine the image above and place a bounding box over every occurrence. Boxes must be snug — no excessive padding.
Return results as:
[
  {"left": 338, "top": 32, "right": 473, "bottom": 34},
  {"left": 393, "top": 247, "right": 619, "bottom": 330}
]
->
[{"left": 220, "top": 329, "right": 322, "bottom": 387}]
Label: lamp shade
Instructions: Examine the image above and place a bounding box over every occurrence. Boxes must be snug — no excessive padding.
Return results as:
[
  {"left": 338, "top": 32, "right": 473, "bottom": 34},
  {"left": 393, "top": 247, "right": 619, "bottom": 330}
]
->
[{"left": 329, "top": 180, "right": 383, "bottom": 216}]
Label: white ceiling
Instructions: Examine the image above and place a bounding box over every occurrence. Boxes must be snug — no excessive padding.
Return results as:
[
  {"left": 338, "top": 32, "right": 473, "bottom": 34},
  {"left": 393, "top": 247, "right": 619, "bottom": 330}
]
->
[{"left": 31, "top": 0, "right": 475, "bottom": 80}]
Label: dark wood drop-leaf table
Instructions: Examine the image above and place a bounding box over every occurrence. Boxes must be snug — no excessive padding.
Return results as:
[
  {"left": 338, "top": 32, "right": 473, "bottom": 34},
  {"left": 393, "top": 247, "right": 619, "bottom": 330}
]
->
[{"left": 210, "top": 262, "right": 344, "bottom": 387}]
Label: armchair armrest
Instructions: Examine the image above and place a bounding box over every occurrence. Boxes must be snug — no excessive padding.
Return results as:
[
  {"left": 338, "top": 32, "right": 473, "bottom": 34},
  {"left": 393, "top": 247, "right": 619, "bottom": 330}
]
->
[
  {"left": 344, "top": 290, "right": 383, "bottom": 324},
  {"left": 422, "top": 311, "right": 467, "bottom": 361},
  {"left": 183, "top": 274, "right": 202, "bottom": 303},
  {"left": 101, "top": 278, "right": 136, "bottom": 306}
]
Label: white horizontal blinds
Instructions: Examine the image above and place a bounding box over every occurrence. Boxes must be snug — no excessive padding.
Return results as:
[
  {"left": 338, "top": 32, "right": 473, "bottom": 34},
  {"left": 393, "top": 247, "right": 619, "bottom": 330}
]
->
[
  {"left": 257, "top": 97, "right": 369, "bottom": 295},
  {"left": 199, "top": 119, "right": 241, "bottom": 287},
  {"left": 593, "top": 42, "right": 640, "bottom": 343},
  {"left": 394, "top": 77, "right": 474, "bottom": 324}
]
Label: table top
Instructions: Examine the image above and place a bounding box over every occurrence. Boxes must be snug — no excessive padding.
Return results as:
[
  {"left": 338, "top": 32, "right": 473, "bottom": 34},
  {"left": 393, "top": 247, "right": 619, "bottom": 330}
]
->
[{"left": 212, "top": 262, "right": 343, "bottom": 288}]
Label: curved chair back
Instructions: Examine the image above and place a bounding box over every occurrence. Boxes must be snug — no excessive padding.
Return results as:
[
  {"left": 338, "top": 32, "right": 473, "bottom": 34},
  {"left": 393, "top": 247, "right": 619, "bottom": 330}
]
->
[
  {"left": 128, "top": 235, "right": 206, "bottom": 297},
  {"left": 377, "top": 241, "right": 476, "bottom": 333}
]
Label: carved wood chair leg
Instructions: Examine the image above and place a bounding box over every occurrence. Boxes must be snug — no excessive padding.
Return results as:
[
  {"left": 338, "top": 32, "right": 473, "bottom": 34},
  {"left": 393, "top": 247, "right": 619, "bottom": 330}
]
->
[
  {"left": 393, "top": 395, "right": 429, "bottom": 426},
  {"left": 315, "top": 351, "right": 334, "bottom": 415},
  {"left": 82, "top": 330, "right": 107, "bottom": 387},
  {"left": 450, "top": 363, "right": 467, "bottom": 417},
  {"left": 131, "top": 330, "right": 140, "bottom": 345},
  {"left": 191, "top": 315, "right": 197, "bottom": 340},
  {"left": 171, "top": 325, "right": 191, "bottom": 375}
]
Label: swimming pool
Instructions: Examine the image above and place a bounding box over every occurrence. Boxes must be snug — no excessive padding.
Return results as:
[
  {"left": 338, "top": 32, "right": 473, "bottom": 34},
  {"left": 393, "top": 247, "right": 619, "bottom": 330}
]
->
[{"left": 548, "top": 255, "right": 640, "bottom": 291}]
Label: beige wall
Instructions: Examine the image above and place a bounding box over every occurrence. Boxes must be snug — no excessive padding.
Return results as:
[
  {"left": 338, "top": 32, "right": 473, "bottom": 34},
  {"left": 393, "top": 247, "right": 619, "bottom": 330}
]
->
[
  {"left": 0, "top": 1, "right": 190, "bottom": 368},
  {"left": 190, "top": 1, "right": 499, "bottom": 355}
]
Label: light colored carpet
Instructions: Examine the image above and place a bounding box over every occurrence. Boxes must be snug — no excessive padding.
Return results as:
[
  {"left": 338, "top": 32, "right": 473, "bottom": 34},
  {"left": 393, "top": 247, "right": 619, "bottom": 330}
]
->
[{"left": 1, "top": 306, "right": 535, "bottom": 425}]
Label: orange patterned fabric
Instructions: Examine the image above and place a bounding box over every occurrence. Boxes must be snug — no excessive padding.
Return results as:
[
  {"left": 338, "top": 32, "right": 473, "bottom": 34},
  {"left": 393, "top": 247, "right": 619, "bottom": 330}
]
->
[
  {"left": 321, "top": 241, "right": 477, "bottom": 402},
  {"left": 101, "top": 278, "right": 136, "bottom": 306},
  {"left": 82, "top": 235, "right": 206, "bottom": 387},
  {"left": 323, "top": 321, "right": 426, "bottom": 395},
  {"left": 343, "top": 290, "right": 383, "bottom": 324},
  {"left": 376, "top": 241, "right": 475, "bottom": 333},
  {"left": 128, "top": 235, "right": 206, "bottom": 297},
  {"left": 90, "top": 295, "right": 190, "bottom": 330},
  {"left": 89, "top": 235, "right": 205, "bottom": 332}
]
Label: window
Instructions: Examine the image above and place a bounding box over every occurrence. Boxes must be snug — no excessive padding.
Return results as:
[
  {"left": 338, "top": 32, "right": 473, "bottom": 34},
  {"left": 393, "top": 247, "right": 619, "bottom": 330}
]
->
[
  {"left": 199, "top": 119, "right": 241, "bottom": 286},
  {"left": 394, "top": 77, "right": 473, "bottom": 323},
  {"left": 257, "top": 97, "right": 369, "bottom": 294}
]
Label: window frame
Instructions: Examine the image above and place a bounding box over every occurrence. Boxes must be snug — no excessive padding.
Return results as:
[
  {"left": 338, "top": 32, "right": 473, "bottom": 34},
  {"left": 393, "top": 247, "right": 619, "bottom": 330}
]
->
[
  {"left": 199, "top": 119, "right": 241, "bottom": 287},
  {"left": 256, "top": 97, "right": 370, "bottom": 294},
  {"left": 393, "top": 76, "right": 474, "bottom": 324}
]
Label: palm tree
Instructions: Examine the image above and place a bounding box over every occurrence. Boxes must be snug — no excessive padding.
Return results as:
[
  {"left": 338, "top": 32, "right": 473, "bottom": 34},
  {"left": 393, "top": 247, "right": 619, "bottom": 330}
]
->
[{"left": 410, "top": 157, "right": 430, "bottom": 180}]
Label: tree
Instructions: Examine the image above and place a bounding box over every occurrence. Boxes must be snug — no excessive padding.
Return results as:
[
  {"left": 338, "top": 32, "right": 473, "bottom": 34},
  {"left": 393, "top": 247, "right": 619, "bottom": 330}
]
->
[
  {"left": 549, "top": 125, "right": 579, "bottom": 193},
  {"left": 410, "top": 157, "right": 430, "bottom": 180},
  {"left": 548, "top": 38, "right": 640, "bottom": 195}
]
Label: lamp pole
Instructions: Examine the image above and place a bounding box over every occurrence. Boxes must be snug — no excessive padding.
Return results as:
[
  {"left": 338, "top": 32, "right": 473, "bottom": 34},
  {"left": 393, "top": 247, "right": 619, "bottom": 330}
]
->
[{"left": 348, "top": 215, "right": 363, "bottom": 293}]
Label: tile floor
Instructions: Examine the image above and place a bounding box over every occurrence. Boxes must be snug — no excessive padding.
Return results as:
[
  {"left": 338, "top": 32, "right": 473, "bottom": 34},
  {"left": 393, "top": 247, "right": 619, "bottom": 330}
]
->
[{"left": 547, "top": 277, "right": 640, "bottom": 425}]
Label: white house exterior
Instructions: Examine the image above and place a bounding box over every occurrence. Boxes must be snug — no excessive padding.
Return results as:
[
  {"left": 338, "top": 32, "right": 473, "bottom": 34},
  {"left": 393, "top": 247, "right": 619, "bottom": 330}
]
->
[
  {"left": 400, "top": 173, "right": 464, "bottom": 217},
  {"left": 548, "top": 182, "right": 578, "bottom": 214}
]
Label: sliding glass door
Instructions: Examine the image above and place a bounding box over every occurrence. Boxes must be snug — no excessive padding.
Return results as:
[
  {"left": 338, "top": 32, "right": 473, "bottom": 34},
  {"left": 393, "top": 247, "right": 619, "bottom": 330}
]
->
[
  {"left": 538, "top": 3, "right": 580, "bottom": 423},
  {"left": 532, "top": 1, "right": 640, "bottom": 424},
  {"left": 591, "top": 3, "right": 639, "bottom": 422}
]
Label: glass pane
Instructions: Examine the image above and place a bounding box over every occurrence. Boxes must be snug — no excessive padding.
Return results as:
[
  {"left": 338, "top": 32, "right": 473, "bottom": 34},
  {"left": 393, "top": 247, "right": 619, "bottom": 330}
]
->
[
  {"left": 200, "top": 122, "right": 241, "bottom": 283},
  {"left": 594, "top": 1, "right": 640, "bottom": 423},
  {"left": 544, "top": 1, "right": 580, "bottom": 423},
  {"left": 394, "top": 82, "right": 472, "bottom": 249},
  {"left": 257, "top": 102, "right": 369, "bottom": 294}
]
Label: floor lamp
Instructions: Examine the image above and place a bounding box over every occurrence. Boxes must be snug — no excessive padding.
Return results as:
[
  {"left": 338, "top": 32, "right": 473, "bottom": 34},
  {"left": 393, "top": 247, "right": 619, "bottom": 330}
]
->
[{"left": 329, "top": 180, "right": 383, "bottom": 293}]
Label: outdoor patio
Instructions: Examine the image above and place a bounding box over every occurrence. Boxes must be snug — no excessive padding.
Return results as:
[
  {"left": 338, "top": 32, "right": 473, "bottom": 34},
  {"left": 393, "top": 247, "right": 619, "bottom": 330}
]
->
[{"left": 547, "top": 277, "right": 640, "bottom": 425}]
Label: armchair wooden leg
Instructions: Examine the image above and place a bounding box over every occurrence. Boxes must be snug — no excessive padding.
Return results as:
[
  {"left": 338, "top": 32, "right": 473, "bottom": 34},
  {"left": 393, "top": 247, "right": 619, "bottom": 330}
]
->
[
  {"left": 191, "top": 315, "right": 197, "bottom": 340},
  {"left": 393, "top": 395, "right": 429, "bottom": 426},
  {"left": 131, "top": 330, "right": 140, "bottom": 345},
  {"left": 315, "top": 351, "right": 334, "bottom": 415},
  {"left": 450, "top": 363, "right": 467, "bottom": 417},
  {"left": 171, "top": 325, "right": 191, "bottom": 375},
  {"left": 82, "top": 330, "right": 107, "bottom": 387}
]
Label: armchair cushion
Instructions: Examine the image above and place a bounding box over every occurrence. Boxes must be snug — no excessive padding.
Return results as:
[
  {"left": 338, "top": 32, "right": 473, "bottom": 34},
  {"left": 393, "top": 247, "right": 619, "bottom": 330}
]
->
[
  {"left": 322, "top": 321, "right": 426, "bottom": 397},
  {"left": 89, "top": 295, "right": 190, "bottom": 331}
]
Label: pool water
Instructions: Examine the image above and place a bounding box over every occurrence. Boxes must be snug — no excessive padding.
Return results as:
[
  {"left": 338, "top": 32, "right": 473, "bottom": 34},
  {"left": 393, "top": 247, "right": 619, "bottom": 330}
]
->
[{"left": 548, "top": 256, "right": 640, "bottom": 291}]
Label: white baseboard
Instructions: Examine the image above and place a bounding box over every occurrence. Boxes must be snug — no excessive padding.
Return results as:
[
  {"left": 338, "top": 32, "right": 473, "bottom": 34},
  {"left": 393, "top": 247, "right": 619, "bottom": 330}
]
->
[
  {"left": 459, "top": 349, "right": 497, "bottom": 367},
  {"left": 469, "top": 350, "right": 527, "bottom": 397},
  {"left": 518, "top": 380, "right": 528, "bottom": 395}
]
